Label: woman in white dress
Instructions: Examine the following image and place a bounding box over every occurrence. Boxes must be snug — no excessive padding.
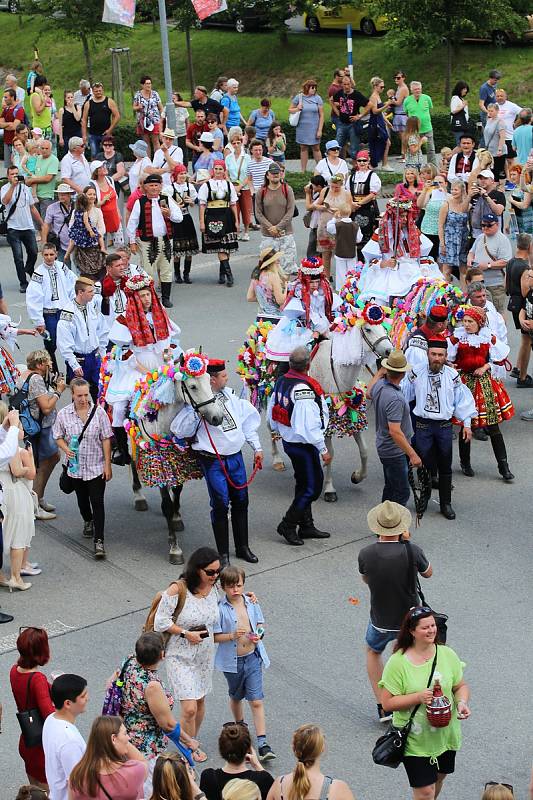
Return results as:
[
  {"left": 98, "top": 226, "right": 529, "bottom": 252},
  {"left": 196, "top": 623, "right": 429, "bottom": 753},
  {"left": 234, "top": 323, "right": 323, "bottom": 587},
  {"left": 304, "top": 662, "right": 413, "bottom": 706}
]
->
[
  {"left": 0, "top": 402, "right": 36, "bottom": 592},
  {"left": 154, "top": 547, "right": 221, "bottom": 764}
]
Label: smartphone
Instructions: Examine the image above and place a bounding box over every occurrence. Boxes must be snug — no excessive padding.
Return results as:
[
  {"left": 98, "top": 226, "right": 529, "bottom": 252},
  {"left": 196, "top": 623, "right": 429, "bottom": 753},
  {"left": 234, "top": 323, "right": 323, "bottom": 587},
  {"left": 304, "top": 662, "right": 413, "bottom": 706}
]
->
[{"left": 189, "top": 625, "right": 209, "bottom": 638}]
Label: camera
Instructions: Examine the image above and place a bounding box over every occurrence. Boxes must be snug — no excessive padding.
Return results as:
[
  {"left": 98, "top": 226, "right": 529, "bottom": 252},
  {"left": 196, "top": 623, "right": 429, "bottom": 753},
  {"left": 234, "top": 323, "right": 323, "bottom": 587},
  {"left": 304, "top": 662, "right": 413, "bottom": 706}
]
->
[{"left": 16, "top": 175, "right": 26, "bottom": 182}]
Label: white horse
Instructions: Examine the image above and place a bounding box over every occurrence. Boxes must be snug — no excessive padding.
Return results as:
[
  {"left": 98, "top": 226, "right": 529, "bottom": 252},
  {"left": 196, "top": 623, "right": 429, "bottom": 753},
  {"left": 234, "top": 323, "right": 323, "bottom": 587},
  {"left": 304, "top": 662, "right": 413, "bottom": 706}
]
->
[
  {"left": 129, "top": 352, "right": 223, "bottom": 564},
  {"left": 269, "top": 322, "right": 392, "bottom": 501}
]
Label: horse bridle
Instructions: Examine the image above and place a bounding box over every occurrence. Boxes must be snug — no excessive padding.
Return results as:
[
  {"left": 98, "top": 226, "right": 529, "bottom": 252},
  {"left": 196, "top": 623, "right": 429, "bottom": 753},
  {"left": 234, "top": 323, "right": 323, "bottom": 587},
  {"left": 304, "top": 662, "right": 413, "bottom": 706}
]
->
[
  {"left": 180, "top": 377, "right": 218, "bottom": 413},
  {"left": 360, "top": 325, "right": 390, "bottom": 358}
]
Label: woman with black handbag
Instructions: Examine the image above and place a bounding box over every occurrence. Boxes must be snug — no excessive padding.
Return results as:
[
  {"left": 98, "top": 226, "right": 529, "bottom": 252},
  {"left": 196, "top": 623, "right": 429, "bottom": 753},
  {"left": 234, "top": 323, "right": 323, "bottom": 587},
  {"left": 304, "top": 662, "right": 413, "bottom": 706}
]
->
[
  {"left": 379, "top": 607, "right": 471, "bottom": 799},
  {"left": 10, "top": 626, "right": 55, "bottom": 791},
  {"left": 450, "top": 81, "right": 471, "bottom": 146}
]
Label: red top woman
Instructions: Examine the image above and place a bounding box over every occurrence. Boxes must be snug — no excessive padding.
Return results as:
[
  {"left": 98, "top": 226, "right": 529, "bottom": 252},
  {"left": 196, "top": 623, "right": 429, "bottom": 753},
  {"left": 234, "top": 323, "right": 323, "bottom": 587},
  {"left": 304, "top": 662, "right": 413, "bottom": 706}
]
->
[
  {"left": 10, "top": 627, "right": 55, "bottom": 789},
  {"left": 448, "top": 305, "right": 514, "bottom": 482}
]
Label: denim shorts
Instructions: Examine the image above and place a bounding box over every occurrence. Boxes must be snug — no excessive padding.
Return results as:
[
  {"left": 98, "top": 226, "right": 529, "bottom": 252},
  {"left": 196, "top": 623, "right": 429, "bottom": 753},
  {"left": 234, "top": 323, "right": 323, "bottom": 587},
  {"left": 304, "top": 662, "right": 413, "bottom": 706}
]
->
[
  {"left": 224, "top": 650, "right": 264, "bottom": 701},
  {"left": 365, "top": 621, "right": 399, "bottom": 654}
]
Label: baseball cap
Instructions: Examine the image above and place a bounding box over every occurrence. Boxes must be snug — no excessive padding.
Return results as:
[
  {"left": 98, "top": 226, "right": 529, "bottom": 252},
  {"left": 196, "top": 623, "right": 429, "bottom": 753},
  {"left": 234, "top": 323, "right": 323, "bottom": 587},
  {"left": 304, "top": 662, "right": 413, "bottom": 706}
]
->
[
  {"left": 478, "top": 169, "right": 494, "bottom": 179},
  {"left": 199, "top": 132, "right": 214, "bottom": 143},
  {"left": 481, "top": 213, "right": 498, "bottom": 224},
  {"left": 267, "top": 163, "right": 281, "bottom": 174}
]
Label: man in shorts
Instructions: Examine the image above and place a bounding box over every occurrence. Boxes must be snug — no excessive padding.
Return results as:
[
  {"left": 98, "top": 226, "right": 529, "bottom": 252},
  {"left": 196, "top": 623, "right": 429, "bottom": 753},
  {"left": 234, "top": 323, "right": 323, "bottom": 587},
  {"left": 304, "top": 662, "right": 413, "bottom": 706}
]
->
[{"left": 358, "top": 501, "right": 432, "bottom": 721}]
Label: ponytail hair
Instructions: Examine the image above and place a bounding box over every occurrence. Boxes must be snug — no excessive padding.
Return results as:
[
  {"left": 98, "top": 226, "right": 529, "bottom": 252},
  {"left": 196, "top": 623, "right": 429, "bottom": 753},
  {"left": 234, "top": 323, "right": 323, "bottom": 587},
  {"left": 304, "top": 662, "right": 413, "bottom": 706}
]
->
[{"left": 288, "top": 725, "right": 325, "bottom": 800}]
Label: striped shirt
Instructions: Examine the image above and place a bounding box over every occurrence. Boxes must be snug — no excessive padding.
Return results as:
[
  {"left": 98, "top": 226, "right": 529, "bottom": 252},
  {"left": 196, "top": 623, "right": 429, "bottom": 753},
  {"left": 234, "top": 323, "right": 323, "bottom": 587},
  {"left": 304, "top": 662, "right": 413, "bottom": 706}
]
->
[
  {"left": 247, "top": 157, "right": 273, "bottom": 191},
  {"left": 53, "top": 403, "right": 113, "bottom": 481}
]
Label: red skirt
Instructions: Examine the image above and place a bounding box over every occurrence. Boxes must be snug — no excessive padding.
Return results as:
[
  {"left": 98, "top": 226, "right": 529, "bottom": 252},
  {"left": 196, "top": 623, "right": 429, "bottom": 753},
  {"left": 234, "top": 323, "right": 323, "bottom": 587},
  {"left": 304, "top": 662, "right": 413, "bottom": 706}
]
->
[{"left": 456, "top": 371, "right": 514, "bottom": 427}]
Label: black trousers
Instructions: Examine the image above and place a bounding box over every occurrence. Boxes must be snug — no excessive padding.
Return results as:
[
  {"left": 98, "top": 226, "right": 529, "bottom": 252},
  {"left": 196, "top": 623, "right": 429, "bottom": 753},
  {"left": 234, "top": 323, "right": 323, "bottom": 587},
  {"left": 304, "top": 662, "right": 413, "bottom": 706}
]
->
[{"left": 73, "top": 475, "right": 106, "bottom": 540}]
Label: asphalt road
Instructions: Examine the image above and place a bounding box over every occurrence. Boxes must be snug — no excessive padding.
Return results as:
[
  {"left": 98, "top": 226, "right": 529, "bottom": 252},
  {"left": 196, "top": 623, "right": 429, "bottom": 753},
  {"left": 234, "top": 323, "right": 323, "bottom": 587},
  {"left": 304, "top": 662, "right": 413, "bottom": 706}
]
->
[{"left": 0, "top": 209, "right": 531, "bottom": 799}]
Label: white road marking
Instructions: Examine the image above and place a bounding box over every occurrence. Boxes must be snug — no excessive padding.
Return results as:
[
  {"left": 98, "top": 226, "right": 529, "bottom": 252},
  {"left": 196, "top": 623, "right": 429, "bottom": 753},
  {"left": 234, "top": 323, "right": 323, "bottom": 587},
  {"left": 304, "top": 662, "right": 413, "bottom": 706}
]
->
[{"left": 0, "top": 619, "right": 75, "bottom": 655}]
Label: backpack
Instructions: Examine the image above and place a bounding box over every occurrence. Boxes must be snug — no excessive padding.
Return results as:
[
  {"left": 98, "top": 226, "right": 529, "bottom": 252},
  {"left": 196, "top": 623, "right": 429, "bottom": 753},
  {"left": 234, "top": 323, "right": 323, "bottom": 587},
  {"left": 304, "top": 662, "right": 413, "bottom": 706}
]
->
[
  {"left": 13, "top": 103, "right": 31, "bottom": 129},
  {"left": 143, "top": 579, "right": 187, "bottom": 645},
  {"left": 9, "top": 375, "right": 42, "bottom": 438},
  {"left": 260, "top": 181, "right": 299, "bottom": 218},
  {"left": 102, "top": 656, "right": 131, "bottom": 716}
]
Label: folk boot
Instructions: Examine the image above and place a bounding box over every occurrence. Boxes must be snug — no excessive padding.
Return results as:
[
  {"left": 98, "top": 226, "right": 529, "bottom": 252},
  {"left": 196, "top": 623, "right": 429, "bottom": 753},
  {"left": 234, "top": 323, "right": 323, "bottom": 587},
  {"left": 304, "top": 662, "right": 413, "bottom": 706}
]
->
[
  {"left": 298, "top": 506, "right": 331, "bottom": 539},
  {"left": 490, "top": 431, "right": 514, "bottom": 481},
  {"left": 458, "top": 437, "right": 474, "bottom": 477},
  {"left": 183, "top": 257, "right": 192, "bottom": 284},
  {"left": 438, "top": 474, "right": 456, "bottom": 520},
  {"left": 161, "top": 282, "right": 174, "bottom": 308},
  {"left": 277, "top": 504, "right": 304, "bottom": 546},
  {"left": 174, "top": 259, "right": 183, "bottom": 284},
  {"left": 212, "top": 518, "right": 230, "bottom": 568},
  {"left": 225, "top": 261, "right": 234, "bottom": 287},
  {"left": 112, "top": 426, "right": 131, "bottom": 466},
  {"left": 218, "top": 263, "right": 226, "bottom": 284},
  {"left": 231, "top": 506, "right": 258, "bottom": 563}
]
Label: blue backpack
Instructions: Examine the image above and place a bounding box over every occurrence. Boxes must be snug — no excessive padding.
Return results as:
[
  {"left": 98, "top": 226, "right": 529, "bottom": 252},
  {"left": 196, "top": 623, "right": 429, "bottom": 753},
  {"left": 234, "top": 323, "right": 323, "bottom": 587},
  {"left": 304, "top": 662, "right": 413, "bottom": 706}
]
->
[{"left": 9, "top": 375, "right": 42, "bottom": 438}]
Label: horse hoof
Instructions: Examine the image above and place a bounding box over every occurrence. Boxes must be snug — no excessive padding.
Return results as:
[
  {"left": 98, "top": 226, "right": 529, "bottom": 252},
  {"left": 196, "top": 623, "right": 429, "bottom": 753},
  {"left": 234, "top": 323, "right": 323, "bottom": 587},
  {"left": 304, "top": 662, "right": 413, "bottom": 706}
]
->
[
  {"left": 169, "top": 551, "right": 184, "bottom": 565},
  {"left": 324, "top": 491, "right": 337, "bottom": 503},
  {"left": 272, "top": 461, "right": 286, "bottom": 472},
  {"left": 134, "top": 498, "right": 148, "bottom": 511},
  {"left": 351, "top": 472, "right": 362, "bottom": 485}
]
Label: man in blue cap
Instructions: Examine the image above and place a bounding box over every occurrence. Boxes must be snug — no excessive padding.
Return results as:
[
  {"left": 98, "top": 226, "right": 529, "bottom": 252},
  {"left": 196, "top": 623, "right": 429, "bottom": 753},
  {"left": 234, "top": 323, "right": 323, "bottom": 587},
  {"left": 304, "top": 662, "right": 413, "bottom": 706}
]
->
[{"left": 467, "top": 212, "right": 512, "bottom": 316}]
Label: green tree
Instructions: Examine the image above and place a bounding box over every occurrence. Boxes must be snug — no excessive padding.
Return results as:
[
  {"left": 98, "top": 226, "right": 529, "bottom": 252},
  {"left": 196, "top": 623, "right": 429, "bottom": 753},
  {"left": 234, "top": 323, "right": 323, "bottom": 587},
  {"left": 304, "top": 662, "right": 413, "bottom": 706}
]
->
[
  {"left": 23, "top": 0, "right": 122, "bottom": 83},
  {"left": 369, "top": 0, "right": 527, "bottom": 102}
]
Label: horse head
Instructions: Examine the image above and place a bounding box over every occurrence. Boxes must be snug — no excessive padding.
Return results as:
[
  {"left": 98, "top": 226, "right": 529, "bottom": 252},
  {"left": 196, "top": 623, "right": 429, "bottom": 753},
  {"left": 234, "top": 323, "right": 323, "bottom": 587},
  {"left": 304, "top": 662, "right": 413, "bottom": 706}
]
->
[
  {"left": 177, "top": 351, "right": 223, "bottom": 427},
  {"left": 354, "top": 301, "right": 393, "bottom": 360}
]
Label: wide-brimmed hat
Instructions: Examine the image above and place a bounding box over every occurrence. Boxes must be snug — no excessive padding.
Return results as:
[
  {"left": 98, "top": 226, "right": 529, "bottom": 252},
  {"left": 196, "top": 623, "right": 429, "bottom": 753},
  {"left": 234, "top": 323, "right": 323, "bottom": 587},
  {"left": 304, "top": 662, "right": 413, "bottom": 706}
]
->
[
  {"left": 55, "top": 183, "right": 75, "bottom": 193},
  {"left": 129, "top": 140, "right": 149, "bottom": 157},
  {"left": 367, "top": 500, "right": 412, "bottom": 537},
  {"left": 381, "top": 350, "right": 410, "bottom": 373},
  {"left": 90, "top": 160, "right": 104, "bottom": 173},
  {"left": 258, "top": 248, "right": 281, "bottom": 270},
  {"left": 199, "top": 131, "right": 214, "bottom": 143},
  {"left": 326, "top": 139, "right": 340, "bottom": 151},
  {"left": 161, "top": 128, "right": 176, "bottom": 139}
]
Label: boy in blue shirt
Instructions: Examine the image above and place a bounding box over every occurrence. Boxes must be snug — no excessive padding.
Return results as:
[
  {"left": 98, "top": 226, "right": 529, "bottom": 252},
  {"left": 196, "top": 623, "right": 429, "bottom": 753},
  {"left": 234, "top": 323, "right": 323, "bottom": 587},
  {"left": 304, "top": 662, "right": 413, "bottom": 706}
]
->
[{"left": 214, "top": 565, "right": 275, "bottom": 762}]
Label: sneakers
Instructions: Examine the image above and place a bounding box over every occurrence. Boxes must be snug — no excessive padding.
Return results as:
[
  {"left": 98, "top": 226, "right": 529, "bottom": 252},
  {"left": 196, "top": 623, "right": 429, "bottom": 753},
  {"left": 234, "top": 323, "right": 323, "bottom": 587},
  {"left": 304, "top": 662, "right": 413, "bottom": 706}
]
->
[
  {"left": 240, "top": 232, "right": 250, "bottom": 241},
  {"left": 517, "top": 374, "right": 533, "bottom": 388},
  {"left": 35, "top": 507, "right": 56, "bottom": 520},
  {"left": 83, "top": 521, "right": 94, "bottom": 538},
  {"left": 377, "top": 703, "right": 392, "bottom": 723},
  {"left": 380, "top": 164, "right": 395, "bottom": 172},
  {"left": 20, "top": 566, "right": 42, "bottom": 576},
  {"left": 520, "top": 409, "right": 533, "bottom": 421},
  {"left": 258, "top": 743, "right": 276, "bottom": 762},
  {"left": 39, "top": 499, "right": 56, "bottom": 512},
  {"left": 94, "top": 539, "right": 106, "bottom": 559}
]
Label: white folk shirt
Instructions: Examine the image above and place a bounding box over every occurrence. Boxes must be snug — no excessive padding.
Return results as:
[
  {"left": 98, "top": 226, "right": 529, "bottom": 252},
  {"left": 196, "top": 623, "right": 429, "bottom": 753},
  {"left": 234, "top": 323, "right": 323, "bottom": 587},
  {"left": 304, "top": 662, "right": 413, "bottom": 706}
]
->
[
  {"left": 401, "top": 363, "right": 477, "bottom": 427},
  {"left": 267, "top": 383, "right": 329, "bottom": 453},
  {"left": 483, "top": 299, "right": 508, "bottom": 346},
  {"left": 447, "top": 153, "right": 480, "bottom": 183},
  {"left": 126, "top": 196, "right": 183, "bottom": 243},
  {"left": 26, "top": 261, "right": 77, "bottom": 326},
  {"left": 152, "top": 145, "right": 184, "bottom": 186},
  {"left": 57, "top": 299, "right": 109, "bottom": 371},
  {"left": 171, "top": 387, "right": 261, "bottom": 456},
  {"left": 108, "top": 314, "right": 182, "bottom": 370},
  {"left": 198, "top": 179, "right": 238, "bottom": 205},
  {"left": 0, "top": 313, "right": 19, "bottom": 351}
]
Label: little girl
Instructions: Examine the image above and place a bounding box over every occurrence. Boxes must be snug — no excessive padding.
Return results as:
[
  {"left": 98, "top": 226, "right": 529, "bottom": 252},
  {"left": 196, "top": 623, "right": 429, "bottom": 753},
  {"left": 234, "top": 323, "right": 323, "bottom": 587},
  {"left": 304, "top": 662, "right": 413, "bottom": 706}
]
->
[
  {"left": 25, "top": 141, "right": 40, "bottom": 201},
  {"left": 266, "top": 122, "right": 287, "bottom": 164},
  {"left": 326, "top": 203, "right": 363, "bottom": 291},
  {"left": 402, "top": 116, "right": 427, "bottom": 170},
  {"left": 68, "top": 193, "right": 105, "bottom": 252}
]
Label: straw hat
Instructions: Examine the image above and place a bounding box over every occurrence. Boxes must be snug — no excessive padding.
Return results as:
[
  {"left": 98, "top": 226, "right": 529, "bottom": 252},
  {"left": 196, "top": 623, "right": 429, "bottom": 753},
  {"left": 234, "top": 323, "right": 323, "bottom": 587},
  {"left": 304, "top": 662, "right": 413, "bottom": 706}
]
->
[
  {"left": 367, "top": 501, "right": 412, "bottom": 537},
  {"left": 258, "top": 248, "right": 281, "bottom": 270},
  {"left": 381, "top": 350, "right": 410, "bottom": 373}
]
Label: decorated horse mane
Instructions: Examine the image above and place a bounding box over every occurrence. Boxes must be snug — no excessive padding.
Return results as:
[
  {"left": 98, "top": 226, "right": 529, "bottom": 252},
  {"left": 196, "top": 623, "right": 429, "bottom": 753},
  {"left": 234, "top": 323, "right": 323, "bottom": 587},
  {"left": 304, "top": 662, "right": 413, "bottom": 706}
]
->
[
  {"left": 236, "top": 319, "right": 277, "bottom": 410},
  {"left": 330, "top": 270, "right": 393, "bottom": 335},
  {"left": 390, "top": 278, "right": 466, "bottom": 350}
]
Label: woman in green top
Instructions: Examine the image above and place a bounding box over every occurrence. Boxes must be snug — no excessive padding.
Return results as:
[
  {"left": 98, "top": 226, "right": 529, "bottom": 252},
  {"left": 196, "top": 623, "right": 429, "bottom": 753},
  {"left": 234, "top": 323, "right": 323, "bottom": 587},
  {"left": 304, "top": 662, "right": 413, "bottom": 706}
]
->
[
  {"left": 380, "top": 607, "right": 471, "bottom": 800},
  {"left": 30, "top": 76, "right": 52, "bottom": 137}
]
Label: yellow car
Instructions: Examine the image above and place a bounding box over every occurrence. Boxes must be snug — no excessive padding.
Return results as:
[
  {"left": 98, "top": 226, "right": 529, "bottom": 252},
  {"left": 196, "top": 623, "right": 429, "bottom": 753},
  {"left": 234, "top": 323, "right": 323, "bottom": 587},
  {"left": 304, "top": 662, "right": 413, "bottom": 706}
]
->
[{"left": 304, "top": 4, "right": 388, "bottom": 35}]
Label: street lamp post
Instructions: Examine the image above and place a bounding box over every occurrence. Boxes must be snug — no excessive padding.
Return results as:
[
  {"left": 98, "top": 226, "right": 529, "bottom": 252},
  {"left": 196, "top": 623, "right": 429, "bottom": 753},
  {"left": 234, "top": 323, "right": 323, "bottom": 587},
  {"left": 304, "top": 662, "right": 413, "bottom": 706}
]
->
[{"left": 157, "top": 0, "right": 177, "bottom": 135}]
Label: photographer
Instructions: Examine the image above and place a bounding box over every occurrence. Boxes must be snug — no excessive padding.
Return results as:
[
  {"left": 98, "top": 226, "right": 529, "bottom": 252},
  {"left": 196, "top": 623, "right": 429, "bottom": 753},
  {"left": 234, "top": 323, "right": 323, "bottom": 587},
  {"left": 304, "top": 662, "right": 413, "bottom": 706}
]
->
[
  {"left": 16, "top": 350, "right": 66, "bottom": 522},
  {"left": 0, "top": 166, "right": 43, "bottom": 294},
  {"left": 467, "top": 167, "right": 505, "bottom": 239}
]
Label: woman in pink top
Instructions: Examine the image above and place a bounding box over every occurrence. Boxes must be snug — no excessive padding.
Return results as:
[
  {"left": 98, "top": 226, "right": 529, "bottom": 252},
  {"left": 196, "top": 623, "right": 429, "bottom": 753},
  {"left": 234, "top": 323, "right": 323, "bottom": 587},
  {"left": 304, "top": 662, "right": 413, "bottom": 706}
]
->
[{"left": 68, "top": 715, "right": 146, "bottom": 800}]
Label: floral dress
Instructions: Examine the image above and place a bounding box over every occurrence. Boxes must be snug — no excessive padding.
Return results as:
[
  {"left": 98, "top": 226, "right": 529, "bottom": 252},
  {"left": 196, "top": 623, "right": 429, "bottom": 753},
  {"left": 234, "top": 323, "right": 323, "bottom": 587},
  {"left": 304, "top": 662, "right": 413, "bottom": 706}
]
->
[
  {"left": 120, "top": 656, "right": 174, "bottom": 758},
  {"left": 154, "top": 587, "right": 219, "bottom": 701},
  {"left": 440, "top": 209, "right": 469, "bottom": 267}
]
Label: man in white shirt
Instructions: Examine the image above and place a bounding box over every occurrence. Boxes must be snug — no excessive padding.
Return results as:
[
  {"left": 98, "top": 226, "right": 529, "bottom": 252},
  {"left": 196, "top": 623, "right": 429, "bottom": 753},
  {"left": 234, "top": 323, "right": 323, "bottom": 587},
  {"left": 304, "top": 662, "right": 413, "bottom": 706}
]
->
[
  {"left": 127, "top": 174, "right": 182, "bottom": 307},
  {"left": 42, "top": 674, "right": 88, "bottom": 800},
  {"left": 495, "top": 88, "right": 522, "bottom": 184},
  {"left": 73, "top": 79, "right": 91, "bottom": 108},
  {"left": 151, "top": 129, "right": 183, "bottom": 187},
  {"left": 0, "top": 409, "right": 21, "bottom": 623},
  {"left": 0, "top": 166, "right": 43, "bottom": 293},
  {"left": 60, "top": 137, "right": 91, "bottom": 195},
  {"left": 447, "top": 134, "right": 479, "bottom": 183}
]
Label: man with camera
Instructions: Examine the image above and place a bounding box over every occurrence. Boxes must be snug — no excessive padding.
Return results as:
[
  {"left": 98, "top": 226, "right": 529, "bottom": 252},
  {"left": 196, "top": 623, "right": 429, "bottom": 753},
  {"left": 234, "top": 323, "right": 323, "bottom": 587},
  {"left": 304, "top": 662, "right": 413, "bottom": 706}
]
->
[{"left": 0, "top": 166, "right": 43, "bottom": 293}]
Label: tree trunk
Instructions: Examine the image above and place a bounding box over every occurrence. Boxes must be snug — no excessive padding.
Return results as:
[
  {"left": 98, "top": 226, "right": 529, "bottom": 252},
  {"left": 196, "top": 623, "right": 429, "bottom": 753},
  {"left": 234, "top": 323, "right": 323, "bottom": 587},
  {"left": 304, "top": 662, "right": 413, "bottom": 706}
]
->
[
  {"left": 278, "top": 25, "right": 289, "bottom": 46},
  {"left": 444, "top": 37, "right": 452, "bottom": 105},
  {"left": 80, "top": 32, "right": 93, "bottom": 84},
  {"left": 185, "top": 27, "right": 195, "bottom": 96},
  {"left": 152, "top": 14, "right": 157, "bottom": 32}
]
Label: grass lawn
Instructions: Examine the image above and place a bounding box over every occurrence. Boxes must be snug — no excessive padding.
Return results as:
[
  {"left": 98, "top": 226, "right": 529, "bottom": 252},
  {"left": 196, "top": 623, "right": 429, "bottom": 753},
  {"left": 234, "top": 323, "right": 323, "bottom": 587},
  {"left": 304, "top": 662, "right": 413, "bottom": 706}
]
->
[{"left": 1, "top": 15, "right": 531, "bottom": 119}]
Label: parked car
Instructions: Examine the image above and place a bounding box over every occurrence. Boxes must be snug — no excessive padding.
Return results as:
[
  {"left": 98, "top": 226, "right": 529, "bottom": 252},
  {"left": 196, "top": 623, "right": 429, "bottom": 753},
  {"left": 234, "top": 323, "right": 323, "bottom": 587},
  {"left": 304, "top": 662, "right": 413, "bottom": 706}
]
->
[
  {"left": 0, "top": 0, "right": 19, "bottom": 11},
  {"left": 303, "top": 4, "right": 388, "bottom": 35},
  {"left": 464, "top": 14, "right": 533, "bottom": 46},
  {"left": 201, "top": 4, "right": 271, "bottom": 33}
]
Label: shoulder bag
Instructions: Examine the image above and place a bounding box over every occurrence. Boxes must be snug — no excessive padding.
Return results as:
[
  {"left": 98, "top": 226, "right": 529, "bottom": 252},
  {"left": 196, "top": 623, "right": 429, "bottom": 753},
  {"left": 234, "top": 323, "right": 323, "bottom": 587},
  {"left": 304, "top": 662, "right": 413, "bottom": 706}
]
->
[
  {"left": 289, "top": 94, "right": 303, "bottom": 127},
  {"left": 102, "top": 656, "right": 132, "bottom": 717},
  {"left": 59, "top": 402, "right": 98, "bottom": 494},
  {"left": 372, "top": 646, "right": 438, "bottom": 768},
  {"left": 16, "top": 672, "right": 45, "bottom": 748},
  {"left": 143, "top": 578, "right": 188, "bottom": 646},
  {"left": 0, "top": 183, "right": 22, "bottom": 236},
  {"left": 405, "top": 540, "right": 448, "bottom": 643}
]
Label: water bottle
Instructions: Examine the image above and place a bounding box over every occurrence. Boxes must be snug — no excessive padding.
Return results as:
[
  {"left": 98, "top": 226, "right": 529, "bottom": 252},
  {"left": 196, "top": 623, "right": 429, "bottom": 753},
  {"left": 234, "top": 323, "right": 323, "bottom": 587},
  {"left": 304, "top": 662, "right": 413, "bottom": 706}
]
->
[{"left": 69, "top": 434, "right": 80, "bottom": 475}]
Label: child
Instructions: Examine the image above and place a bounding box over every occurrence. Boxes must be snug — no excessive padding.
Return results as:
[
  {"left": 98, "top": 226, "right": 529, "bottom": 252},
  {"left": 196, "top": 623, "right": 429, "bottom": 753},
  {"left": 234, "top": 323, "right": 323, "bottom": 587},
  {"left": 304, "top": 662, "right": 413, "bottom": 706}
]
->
[
  {"left": 214, "top": 566, "right": 275, "bottom": 762},
  {"left": 243, "top": 126, "right": 256, "bottom": 154},
  {"left": 402, "top": 116, "right": 427, "bottom": 170},
  {"left": 326, "top": 203, "right": 363, "bottom": 291},
  {"left": 25, "top": 140, "right": 40, "bottom": 201},
  {"left": 68, "top": 193, "right": 105, "bottom": 252},
  {"left": 439, "top": 146, "right": 453, "bottom": 184},
  {"left": 168, "top": 164, "right": 199, "bottom": 284},
  {"left": 266, "top": 122, "right": 286, "bottom": 164}
]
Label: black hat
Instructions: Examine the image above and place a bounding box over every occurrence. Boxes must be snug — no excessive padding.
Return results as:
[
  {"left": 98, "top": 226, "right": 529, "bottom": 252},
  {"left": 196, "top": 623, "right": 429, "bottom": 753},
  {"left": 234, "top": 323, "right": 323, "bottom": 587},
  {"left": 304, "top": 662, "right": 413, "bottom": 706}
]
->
[
  {"left": 207, "top": 359, "right": 226, "bottom": 374},
  {"left": 427, "top": 338, "right": 448, "bottom": 350},
  {"left": 144, "top": 174, "right": 162, "bottom": 185}
]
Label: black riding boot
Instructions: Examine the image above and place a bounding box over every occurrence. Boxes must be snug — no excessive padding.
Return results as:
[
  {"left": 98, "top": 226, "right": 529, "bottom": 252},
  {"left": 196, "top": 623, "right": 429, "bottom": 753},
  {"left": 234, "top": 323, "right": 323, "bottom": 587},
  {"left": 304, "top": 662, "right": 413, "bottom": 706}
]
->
[
  {"left": 183, "top": 257, "right": 192, "bottom": 284},
  {"left": 225, "top": 260, "right": 234, "bottom": 287},
  {"left": 174, "top": 258, "right": 183, "bottom": 284},
  {"left": 112, "top": 426, "right": 131, "bottom": 466},
  {"left": 231, "top": 505, "right": 258, "bottom": 563},
  {"left": 490, "top": 430, "right": 514, "bottom": 481},
  {"left": 218, "top": 261, "right": 226, "bottom": 284},
  {"left": 212, "top": 517, "right": 230, "bottom": 568},
  {"left": 277, "top": 503, "right": 304, "bottom": 546},
  {"left": 458, "top": 436, "right": 474, "bottom": 477},
  {"left": 439, "top": 474, "right": 456, "bottom": 520},
  {"left": 161, "top": 282, "right": 174, "bottom": 308},
  {"left": 298, "top": 505, "right": 331, "bottom": 539}
]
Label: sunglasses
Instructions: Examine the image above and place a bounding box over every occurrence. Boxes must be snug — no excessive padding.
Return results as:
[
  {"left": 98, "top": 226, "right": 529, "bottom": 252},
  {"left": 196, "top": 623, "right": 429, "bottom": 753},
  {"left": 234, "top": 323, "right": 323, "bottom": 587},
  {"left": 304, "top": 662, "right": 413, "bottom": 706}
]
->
[
  {"left": 409, "top": 605, "right": 432, "bottom": 620},
  {"left": 223, "top": 720, "right": 249, "bottom": 728},
  {"left": 485, "top": 783, "right": 513, "bottom": 794},
  {"left": 19, "top": 625, "right": 45, "bottom": 634},
  {"left": 394, "top": 76, "right": 402, "bottom": 80},
  {"left": 202, "top": 567, "right": 221, "bottom": 577},
  {"left": 356, "top": 159, "right": 369, "bottom": 163},
  {"left": 480, "top": 222, "right": 496, "bottom": 228},
  {"left": 328, "top": 147, "right": 340, "bottom": 151}
]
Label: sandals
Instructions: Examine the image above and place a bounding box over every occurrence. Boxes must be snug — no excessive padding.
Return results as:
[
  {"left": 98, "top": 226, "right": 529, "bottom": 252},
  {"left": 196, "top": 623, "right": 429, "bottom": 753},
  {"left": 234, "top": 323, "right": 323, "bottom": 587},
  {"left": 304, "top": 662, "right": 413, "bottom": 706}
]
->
[{"left": 192, "top": 747, "right": 208, "bottom": 763}]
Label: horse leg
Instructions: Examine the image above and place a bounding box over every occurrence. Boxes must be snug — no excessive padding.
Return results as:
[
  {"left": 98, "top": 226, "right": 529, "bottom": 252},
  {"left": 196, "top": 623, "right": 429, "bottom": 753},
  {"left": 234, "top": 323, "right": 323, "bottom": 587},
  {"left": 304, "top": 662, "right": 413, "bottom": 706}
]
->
[
  {"left": 323, "top": 435, "right": 337, "bottom": 503},
  {"left": 171, "top": 484, "right": 185, "bottom": 532},
  {"left": 351, "top": 431, "right": 368, "bottom": 484},
  {"left": 270, "top": 424, "right": 285, "bottom": 471},
  {"left": 160, "top": 486, "right": 184, "bottom": 565},
  {"left": 130, "top": 462, "right": 148, "bottom": 511}
]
